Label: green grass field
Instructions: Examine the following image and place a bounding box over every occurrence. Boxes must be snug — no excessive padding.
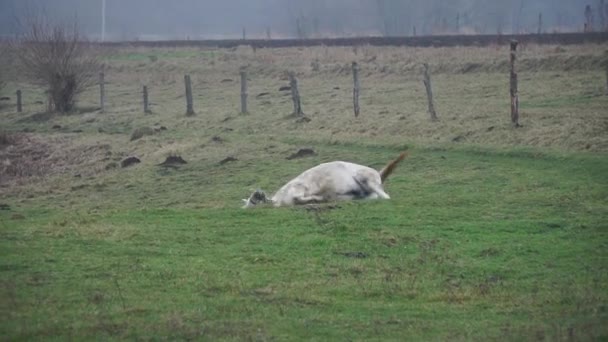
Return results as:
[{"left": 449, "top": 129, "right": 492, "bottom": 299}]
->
[{"left": 1, "top": 43, "right": 607, "bottom": 340}]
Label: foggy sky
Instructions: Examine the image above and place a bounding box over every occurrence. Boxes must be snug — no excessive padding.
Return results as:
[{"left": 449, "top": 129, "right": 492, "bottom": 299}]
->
[{"left": 0, "top": 0, "right": 596, "bottom": 40}]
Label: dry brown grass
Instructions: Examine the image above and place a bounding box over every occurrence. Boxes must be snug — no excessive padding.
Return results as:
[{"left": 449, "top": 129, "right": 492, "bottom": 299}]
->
[
  {"left": 0, "top": 43, "right": 606, "bottom": 191},
  {"left": 0, "top": 133, "right": 116, "bottom": 187}
]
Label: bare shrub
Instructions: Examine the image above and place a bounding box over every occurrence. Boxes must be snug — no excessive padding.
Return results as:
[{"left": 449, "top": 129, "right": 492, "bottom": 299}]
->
[
  {"left": 0, "top": 43, "right": 10, "bottom": 92},
  {"left": 15, "top": 14, "right": 101, "bottom": 113}
]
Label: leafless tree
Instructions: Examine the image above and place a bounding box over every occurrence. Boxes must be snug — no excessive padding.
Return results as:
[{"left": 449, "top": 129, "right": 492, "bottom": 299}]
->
[
  {"left": 0, "top": 39, "right": 13, "bottom": 93},
  {"left": 14, "top": 13, "right": 101, "bottom": 113},
  {"left": 0, "top": 45, "right": 8, "bottom": 92},
  {"left": 600, "top": 0, "right": 606, "bottom": 31},
  {"left": 585, "top": 5, "right": 594, "bottom": 32}
]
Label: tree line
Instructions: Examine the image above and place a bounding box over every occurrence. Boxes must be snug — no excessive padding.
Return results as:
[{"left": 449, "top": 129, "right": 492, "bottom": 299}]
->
[{"left": 0, "top": 0, "right": 605, "bottom": 40}]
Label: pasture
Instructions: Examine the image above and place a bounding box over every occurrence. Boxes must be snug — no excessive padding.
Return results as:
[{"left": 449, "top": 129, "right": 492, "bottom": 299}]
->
[{"left": 1, "top": 42, "right": 607, "bottom": 340}]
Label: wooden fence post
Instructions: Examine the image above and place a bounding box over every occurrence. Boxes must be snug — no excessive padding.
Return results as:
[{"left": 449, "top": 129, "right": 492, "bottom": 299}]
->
[
  {"left": 240, "top": 69, "right": 248, "bottom": 114},
  {"left": 99, "top": 70, "right": 105, "bottom": 113},
  {"left": 46, "top": 91, "right": 52, "bottom": 112},
  {"left": 605, "top": 65, "right": 608, "bottom": 95},
  {"left": 537, "top": 13, "right": 543, "bottom": 34},
  {"left": 16, "top": 90, "right": 22, "bottom": 113},
  {"left": 143, "top": 85, "right": 151, "bottom": 114},
  {"left": 352, "top": 62, "right": 360, "bottom": 117},
  {"left": 184, "top": 74, "right": 194, "bottom": 116},
  {"left": 510, "top": 40, "right": 520, "bottom": 127},
  {"left": 288, "top": 71, "right": 303, "bottom": 116},
  {"left": 423, "top": 63, "right": 438, "bottom": 122}
]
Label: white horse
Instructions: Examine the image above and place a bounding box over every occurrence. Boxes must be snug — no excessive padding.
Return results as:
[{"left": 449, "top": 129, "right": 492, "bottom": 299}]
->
[{"left": 242, "top": 152, "right": 407, "bottom": 208}]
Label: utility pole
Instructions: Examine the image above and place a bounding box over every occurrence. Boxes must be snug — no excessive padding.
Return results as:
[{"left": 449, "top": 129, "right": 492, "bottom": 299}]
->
[{"left": 101, "top": 0, "right": 106, "bottom": 42}]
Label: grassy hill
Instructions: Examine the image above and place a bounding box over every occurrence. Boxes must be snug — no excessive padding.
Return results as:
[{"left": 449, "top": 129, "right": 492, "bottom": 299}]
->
[{"left": 1, "top": 43, "right": 607, "bottom": 340}]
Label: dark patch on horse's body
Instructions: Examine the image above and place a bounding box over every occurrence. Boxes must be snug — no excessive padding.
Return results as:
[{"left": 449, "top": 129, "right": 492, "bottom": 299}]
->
[
  {"left": 344, "top": 187, "right": 371, "bottom": 199},
  {"left": 348, "top": 177, "right": 372, "bottom": 199},
  {"left": 248, "top": 190, "right": 270, "bottom": 205}
]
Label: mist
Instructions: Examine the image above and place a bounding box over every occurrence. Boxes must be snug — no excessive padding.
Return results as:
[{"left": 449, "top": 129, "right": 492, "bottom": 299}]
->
[{"left": 0, "top": 0, "right": 597, "bottom": 40}]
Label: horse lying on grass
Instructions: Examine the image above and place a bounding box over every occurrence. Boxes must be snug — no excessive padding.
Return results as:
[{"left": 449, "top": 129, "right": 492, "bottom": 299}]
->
[{"left": 242, "top": 152, "right": 408, "bottom": 208}]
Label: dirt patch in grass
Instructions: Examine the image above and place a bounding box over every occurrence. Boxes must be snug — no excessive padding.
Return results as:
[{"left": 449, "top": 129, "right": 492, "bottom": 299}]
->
[
  {"left": 336, "top": 251, "right": 369, "bottom": 258},
  {"left": 286, "top": 148, "right": 316, "bottom": 159},
  {"left": 0, "top": 131, "right": 16, "bottom": 146},
  {"left": 303, "top": 203, "right": 341, "bottom": 212},
  {"left": 18, "top": 111, "right": 55, "bottom": 123},
  {"left": 219, "top": 156, "right": 238, "bottom": 165},
  {"left": 0, "top": 133, "right": 57, "bottom": 182},
  {"left": 0, "top": 133, "right": 113, "bottom": 186}
]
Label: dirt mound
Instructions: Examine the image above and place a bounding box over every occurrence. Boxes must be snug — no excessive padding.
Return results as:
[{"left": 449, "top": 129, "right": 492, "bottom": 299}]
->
[
  {"left": 219, "top": 156, "right": 238, "bottom": 165},
  {"left": 159, "top": 155, "right": 187, "bottom": 167},
  {"left": 211, "top": 136, "right": 224, "bottom": 143},
  {"left": 287, "top": 148, "right": 316, "bottom": 160},
  {"left": 121, "top": 156, "right": 141, "bottom": 168}
]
